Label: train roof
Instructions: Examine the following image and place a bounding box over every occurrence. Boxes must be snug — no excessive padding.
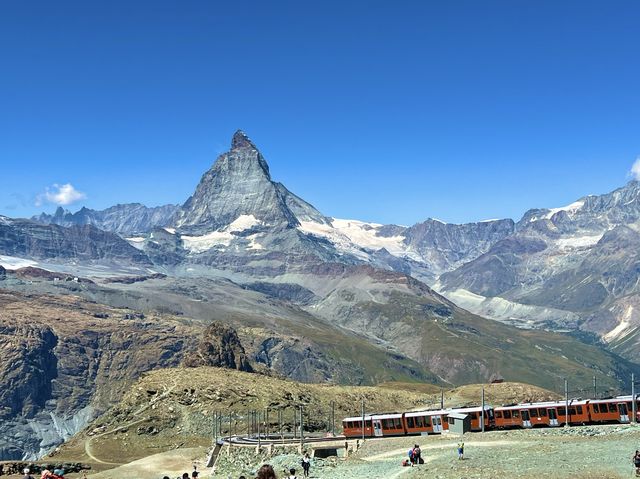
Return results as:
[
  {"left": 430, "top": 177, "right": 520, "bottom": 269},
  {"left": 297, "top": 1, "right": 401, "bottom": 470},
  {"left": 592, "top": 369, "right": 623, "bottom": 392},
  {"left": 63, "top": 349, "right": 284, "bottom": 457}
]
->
[
  {"left": 405, "top": 409, "right": 449, "bottom": 418},
  {"left": 590, "top": 395, "right": 635, "bottom": 403},
  {"left": 343, "top": 415, "right": 372, "bottom": 422},
  {"left": 495, "top": 399, "right": 588, "bottom": 410},
  {"left": 371, "top": 413, "right": 403, "bottom": 420},
  {"left": 451, "top": 405, "right": 492, "bottom": 413}
]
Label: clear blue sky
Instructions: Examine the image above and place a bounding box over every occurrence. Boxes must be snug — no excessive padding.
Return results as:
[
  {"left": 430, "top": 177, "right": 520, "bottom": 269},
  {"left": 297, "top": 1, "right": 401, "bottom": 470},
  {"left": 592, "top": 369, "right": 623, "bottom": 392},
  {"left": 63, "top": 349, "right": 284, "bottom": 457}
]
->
[{"left": 1, "top": 1, "right": 639, "bottom": 225}]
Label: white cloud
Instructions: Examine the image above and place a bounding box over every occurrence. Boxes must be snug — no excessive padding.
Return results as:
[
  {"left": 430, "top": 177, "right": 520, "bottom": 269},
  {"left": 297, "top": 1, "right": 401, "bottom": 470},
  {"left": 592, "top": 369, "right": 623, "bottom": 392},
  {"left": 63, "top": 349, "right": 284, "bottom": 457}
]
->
[
  {"left": 631, "top": 158, "right": 640, "bottom": 181},
  {"left": 36, "top": 183, "right": 87, "bottom": 206}
]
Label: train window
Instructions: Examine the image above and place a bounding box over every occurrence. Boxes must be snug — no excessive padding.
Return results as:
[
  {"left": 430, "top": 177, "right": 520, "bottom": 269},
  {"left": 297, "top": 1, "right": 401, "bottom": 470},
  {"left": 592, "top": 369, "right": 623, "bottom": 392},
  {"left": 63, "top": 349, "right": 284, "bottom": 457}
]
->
[
  {"left": 609, "top": 403, "right": 617, "bottom": 413},
  {"left": 568, "top": 407, "right": 576, "bottom": 415},
  {"left": 470, "top": 412, "right": 477, "bottom": 419},
  {"left": 415, "top": 416, "right": 423, "bottom": 428},
  {"left": 529, "top": 408, "right": 538, "bottom": 417},
  {"left": 495, "top": 411, "right": 502, "bottom": 418},
  {"left": 394, "top": 418, "right": 402, "bottom": 429},
  {"left": 576, "top": 406, "right": 583, "bottom": 414},
  {"left": 424, "top": 417, "right": 431, "bottom": 427},
  {"left": 407, "top": 417, "right": 414, "bottom": 428},
  {"left": 592, "top": 404, "right": 599, "bottom": 413},
  {"left": 512, "top": 410, "right": 520, "bottom": 418},
  {"left": 628, "top": 402, "right": 633, "bottom": 410},
  {"left": 540, "top": 408, "right": 547, "bottom": 417},
  {"left": 503, "top": 410, "right": 511, "bottom": 419}
]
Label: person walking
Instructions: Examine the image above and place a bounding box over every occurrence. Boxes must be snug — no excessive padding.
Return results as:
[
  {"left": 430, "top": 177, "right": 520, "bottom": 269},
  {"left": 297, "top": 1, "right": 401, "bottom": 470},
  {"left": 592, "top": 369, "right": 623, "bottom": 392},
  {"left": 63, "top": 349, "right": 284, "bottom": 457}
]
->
[{"left": 301, "top": 453, "right": 311, "bottom": 477}]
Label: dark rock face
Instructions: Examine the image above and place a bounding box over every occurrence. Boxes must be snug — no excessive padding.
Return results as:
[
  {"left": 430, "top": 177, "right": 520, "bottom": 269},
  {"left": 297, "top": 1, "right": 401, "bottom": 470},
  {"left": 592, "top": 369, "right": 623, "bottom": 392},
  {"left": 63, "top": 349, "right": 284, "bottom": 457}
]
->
[
  {"left": 0, "top": 219, "right": 151, "bottom": 266},
  {"left": 0, "top": 324, "right": 57, "bottom": 418},
  {"left": 182, "top": 321, "right": 252, "bottom": 372},
  {"left": 33, "top": 203, "right": 179, "bottom": 235},
  {"left": 0, "top": 291, "right": 199, "bottom": 460},
  {"left": 174, "top": 130, "right": 328, "bottom": 234},
  {"left": 0, "top": 265, "right": 5, "bottom": 280}
]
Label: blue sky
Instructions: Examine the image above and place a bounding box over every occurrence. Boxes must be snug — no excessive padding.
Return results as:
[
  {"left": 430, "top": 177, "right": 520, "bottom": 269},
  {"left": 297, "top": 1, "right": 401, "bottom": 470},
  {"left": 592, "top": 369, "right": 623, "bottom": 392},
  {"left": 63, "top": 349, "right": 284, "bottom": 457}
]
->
[{"left": 1, "top": 1, "right": 639, "bottom": 225}]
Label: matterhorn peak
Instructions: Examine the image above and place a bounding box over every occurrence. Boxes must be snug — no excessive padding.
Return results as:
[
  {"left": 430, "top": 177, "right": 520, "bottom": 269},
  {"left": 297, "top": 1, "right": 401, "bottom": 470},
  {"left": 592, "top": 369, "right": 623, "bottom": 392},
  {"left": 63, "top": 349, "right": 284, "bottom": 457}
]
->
[
  {"left": 231, "top": 130, "right": 256, "bottom": 150},
  {"left": 173, "top": 130, "right": 329, "bottom": 234}
]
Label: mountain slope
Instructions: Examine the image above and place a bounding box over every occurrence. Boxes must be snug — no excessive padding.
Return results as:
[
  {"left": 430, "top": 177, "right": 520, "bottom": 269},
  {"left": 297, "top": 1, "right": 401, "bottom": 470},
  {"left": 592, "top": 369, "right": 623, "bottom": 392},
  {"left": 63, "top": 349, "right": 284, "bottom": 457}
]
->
[
  {"left": 0, "top": 216, "right": 152, "bottom": 267},
  {"left": 33, "top": 203, "right": 179, "bottom": 235},
  {"left": 439, "top": 181, "right": 640, "bottom": 359}
]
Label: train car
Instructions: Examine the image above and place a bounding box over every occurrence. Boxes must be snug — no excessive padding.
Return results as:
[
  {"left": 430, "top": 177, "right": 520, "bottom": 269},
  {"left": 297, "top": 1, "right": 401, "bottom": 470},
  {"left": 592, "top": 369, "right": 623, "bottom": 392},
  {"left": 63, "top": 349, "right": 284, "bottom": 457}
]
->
[
  {"left": 450, "top": 406, "right": 495, "bottom": 431},
  {"left": 495, "top": 400, "right": 589, "bottom": 428},
  {"left": 342, "top": 415, "right": 373, "bottom": 438},
  {"left": 588, "top": 396, "right": 639, "bottom": 424},
  {"left": 370, "top": 413, "right": 406, "bottom": 437},
  {"left": 404, "top": 409, "right": 449, "bottom": 435}
]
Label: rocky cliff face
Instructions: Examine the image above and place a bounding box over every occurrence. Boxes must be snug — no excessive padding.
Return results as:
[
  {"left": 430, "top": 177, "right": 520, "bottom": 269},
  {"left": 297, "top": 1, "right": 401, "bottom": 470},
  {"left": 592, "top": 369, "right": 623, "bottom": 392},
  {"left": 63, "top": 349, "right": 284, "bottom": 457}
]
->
[
  {"left": 33, "top": 203, "right": 179, "bottom": 235},
  {"left": 0, "top": 218, "right": 152, "bottom": 266},
  {"left": 402, "top": 218, "right": 515, "bottom": 275}
]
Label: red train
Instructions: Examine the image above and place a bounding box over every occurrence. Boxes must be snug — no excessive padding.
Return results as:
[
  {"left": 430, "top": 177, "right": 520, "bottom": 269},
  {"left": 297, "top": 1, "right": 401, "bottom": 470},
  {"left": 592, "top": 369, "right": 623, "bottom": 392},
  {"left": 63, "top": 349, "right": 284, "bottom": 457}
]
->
[{"left": 342, "top": 395, "right": 639, "bottom": 438}]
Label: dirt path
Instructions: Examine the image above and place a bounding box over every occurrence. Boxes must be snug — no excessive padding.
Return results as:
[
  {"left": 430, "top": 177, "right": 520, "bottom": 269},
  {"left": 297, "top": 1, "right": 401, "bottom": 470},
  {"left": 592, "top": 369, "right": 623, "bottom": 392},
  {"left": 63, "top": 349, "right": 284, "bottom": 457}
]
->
[{"left": 83, "top": 379, "right": 179, "bottom": 465}]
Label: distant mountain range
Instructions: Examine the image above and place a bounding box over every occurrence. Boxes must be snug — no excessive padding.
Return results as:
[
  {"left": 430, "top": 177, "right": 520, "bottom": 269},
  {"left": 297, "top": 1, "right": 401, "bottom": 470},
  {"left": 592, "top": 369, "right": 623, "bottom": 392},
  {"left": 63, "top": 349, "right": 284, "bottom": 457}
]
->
[{"left": 2, "top": 129, "right": 640, "bottom": 459}]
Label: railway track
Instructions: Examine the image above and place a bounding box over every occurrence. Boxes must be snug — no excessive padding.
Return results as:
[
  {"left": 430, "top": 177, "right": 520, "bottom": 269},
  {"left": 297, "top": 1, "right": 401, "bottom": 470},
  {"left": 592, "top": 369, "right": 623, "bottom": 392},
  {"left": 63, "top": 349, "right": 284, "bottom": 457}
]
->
[{"left": 223, "top": 434, "right": 348, "bottom": 446}]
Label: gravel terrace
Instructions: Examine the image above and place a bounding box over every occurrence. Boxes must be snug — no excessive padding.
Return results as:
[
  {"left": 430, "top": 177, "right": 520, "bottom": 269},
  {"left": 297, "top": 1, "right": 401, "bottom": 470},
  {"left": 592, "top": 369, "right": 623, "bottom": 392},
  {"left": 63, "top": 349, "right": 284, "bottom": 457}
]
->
[{"left": 215, "top": 424, "right": 640, "bottom": 479}]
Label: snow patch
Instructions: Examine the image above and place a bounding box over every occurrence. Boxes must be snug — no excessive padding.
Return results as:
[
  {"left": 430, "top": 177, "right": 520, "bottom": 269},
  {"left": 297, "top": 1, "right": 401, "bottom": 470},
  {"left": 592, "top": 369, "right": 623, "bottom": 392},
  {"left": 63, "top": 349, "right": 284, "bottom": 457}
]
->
[
  {"left": 181, "top": 230, "right": 234, "bottom": 253},
  {"left": 125, "top": 237, "right": 146, "bottom": 250},
  {"left": 246, "top": 233, "right": 264, "bottom": 250},
  {"left": 181, "top": 215, "right": 263, "bottom": 253},
  {"left": 530, "top": 200, "right": 585, "bottom": 222},
  {"left": 0, "top": 255, "right": 38, "bottom": 270},
  {"left": 298, "top": 218, "right": 406, "bottom": 258},
  {"left": 555, "top": 233, "right": 603, "bottom": 250},
  {"left": 163, "top": 227, "right": 176, "bottom": 234},
  {"left": 604, "top": 305, "right": 635, "bottom": 342},
  {"left": 228, "top": 214, "right": 260, "bottom": 232}
]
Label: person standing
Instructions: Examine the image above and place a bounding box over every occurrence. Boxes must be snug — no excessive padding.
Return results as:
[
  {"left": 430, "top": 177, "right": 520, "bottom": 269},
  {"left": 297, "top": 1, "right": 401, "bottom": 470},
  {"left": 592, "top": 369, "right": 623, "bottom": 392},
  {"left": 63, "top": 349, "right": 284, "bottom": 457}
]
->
[
  {"left": 413, "top": 444, "right": 422, "bottom": 465},
  {"left": 301, "top": 452, "right": 311, "bottom": 477},
  {"left": 22, "top": 469, "right": 35, "bottom": 479},
  {"left": 457, "top": 442, "right": 465, "bottom": 460}
]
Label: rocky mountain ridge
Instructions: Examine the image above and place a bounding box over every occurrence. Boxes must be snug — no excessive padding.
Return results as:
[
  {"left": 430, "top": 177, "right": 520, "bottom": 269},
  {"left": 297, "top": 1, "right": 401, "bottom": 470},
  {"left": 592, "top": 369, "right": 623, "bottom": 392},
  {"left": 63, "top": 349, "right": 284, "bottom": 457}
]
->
[{"left": 33, "top": 203, "right": 179, "bottom": 236}]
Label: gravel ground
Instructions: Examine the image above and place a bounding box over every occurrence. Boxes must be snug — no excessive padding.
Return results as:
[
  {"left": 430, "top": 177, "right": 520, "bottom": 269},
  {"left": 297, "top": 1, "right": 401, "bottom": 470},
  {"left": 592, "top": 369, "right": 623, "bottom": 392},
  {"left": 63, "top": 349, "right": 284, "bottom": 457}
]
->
[{"left": 216, "top": 424, "right": 640, "bottom": 479}]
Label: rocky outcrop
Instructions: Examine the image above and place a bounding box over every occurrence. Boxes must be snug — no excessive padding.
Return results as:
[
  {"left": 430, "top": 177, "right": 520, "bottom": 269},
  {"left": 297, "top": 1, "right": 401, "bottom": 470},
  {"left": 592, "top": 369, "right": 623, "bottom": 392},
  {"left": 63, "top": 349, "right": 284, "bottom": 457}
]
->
[
  {"left": 33, "top": 203, "right": 179, "bottom": 235},
  {"left": 0, "top": 265, "right": 6, "bottom": 280},
  {"left": 183, "top": 322, "right": 253, "bottom": 372}
]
